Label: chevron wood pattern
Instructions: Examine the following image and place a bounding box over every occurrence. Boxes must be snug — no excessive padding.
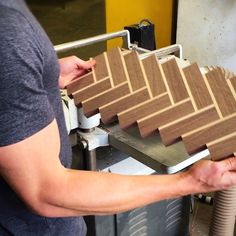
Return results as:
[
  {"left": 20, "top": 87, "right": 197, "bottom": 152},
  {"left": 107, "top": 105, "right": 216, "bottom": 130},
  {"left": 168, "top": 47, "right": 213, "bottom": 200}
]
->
[
  {"left": 73, "top": 78, "right": 111, "bottom": 106},
  {"left": 82, "top": 82, "right": 130, "bottom": 117},
  {"left": 66, "top": 72, "right": 94, "bottom": 96},
  {"left": 183, "top": 63, "right": 213, "bottom": 109},
  {"left": 182, "top": 114, "right": 236, "bottom": 154},
  {"left": 161, "top": 59, "right": 189, "bottom": 103},
  {"left": 230, "top": 77, "right": 236, "bottom": 92},
  {"left": 118, "top": 93, "right": 172, "bottom": 129},
  {"left": 159, "top": 105, "right": 220, "bottom": 146},
  {"left": 66, "top": 47, "right": 236, "bottom": 161},
  {"left": 93, "top": 53, "right": 109, "bottom": 81},
  {"left": 106, "top": 47, "right": 128, "bottom": 86},
  {"left": 208, "top": 132, "right": 236, "bottom": 161},
  {"left": 99, "top": 88, "right": 150, "bottom": 124},
  {"left": 142, "top": 55, "right": 167, "bottom": 97},
  {"left": 138, "top": 99, "right": 195, "bottom": 137},
  {"left": 205, "top": 68, "right": 236, "bottom": 117}
]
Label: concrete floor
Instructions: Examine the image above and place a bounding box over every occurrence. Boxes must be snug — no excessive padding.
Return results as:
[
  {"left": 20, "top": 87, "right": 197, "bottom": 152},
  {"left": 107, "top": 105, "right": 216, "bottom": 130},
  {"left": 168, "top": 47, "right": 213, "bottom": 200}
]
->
[
  {"left": 27, "top": 2, "right": 225, "bottom": 235},
  {"left": 190, "top": 197, "right": 213, "bottom": 236}
]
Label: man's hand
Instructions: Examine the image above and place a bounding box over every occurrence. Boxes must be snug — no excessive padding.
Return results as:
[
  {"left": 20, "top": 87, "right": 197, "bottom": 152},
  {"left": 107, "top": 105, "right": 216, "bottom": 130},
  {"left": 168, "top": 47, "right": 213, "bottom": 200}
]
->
[
  {"left": 181, "top": 157, "right": 236, "bottom": 194},
  {"left": 58, "top": 56, "right": 96, "bottom": 89}
]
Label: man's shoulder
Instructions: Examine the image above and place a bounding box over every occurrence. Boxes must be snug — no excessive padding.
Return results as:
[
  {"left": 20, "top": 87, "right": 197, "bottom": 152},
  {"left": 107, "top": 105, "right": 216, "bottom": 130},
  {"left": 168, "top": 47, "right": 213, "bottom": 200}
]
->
[
  {"left": 0, "top": 1, "right": 36, "bottom": 35},
  {"left": 0, "top": 0, "right": 28, "bottom": 14}
]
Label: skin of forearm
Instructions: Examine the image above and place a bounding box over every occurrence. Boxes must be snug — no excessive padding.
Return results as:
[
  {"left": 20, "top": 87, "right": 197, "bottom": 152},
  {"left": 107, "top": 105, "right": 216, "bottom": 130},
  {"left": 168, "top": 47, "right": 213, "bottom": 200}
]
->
[{"left": 39, "top": 168, "right": 197, "bottom": 218}]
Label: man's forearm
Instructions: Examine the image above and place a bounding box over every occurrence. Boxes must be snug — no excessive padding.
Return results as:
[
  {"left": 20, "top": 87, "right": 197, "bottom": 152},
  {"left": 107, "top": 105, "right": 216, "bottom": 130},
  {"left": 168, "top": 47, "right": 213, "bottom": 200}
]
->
[{"left": 41, "top": 169, "right": 196, "bottom": 217}]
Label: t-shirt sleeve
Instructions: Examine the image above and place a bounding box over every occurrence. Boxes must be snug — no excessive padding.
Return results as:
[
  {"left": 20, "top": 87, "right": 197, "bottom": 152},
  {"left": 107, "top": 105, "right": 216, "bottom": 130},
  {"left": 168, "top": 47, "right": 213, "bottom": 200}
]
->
[{"left": 0, "top": 9, "right": 55, "bottom": 146}]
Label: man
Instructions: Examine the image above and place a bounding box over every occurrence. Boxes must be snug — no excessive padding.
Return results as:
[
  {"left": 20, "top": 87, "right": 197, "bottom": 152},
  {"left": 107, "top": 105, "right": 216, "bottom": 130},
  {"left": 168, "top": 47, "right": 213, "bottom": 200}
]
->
[{"left": 0, "top": 0, "right": 236, "bottom": 235}]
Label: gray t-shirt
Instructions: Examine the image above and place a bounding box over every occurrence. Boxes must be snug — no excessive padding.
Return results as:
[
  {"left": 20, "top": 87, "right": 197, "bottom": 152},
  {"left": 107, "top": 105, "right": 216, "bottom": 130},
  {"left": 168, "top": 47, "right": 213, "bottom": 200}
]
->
[{"left": 0, "top": 0, "right": 86, "bottom": 235}]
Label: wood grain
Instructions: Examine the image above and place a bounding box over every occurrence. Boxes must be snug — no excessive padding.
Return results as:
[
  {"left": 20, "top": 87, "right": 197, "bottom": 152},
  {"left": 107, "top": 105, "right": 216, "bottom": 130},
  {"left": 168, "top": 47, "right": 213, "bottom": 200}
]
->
[
  {"left": 118, "top": 93, "right": 172, "bottom": 129},
  {"left": 229, "top": 77, "right": 236, "bottom": 93},
  {"left": 100, "top": 88, "right": 150, "bottom": 124},
  {"left": 93, "top": 53, "right": 109, "bottom": 81},
  {"left": 205, "top": 68, "right": 236, "bottom": 117},
  {"left": 142, "top": 55, "right": 166, "bottom": 97},
  {"left": 159, "top": 106, "right": 220, "bottom": 145},
  {"left": 138, "top": 99, "right": 195, "bottom": 137},
  {"left": 182, "top": 114, "right": 236, "bottom": 154},
  {"left": 161, "top": 58, "right": 189, "bottom": 103},
  {"left": 123, "top": 51, "right": 147, "bottom": 91},
  {"left": 73, "top": 78, "right": 111, "bottom": 106},
  {"left": 208, "top": 132, "right": 236, "bottom": 161},
  {"left": 106, "top": 47, "right": 127, "bottom": 86},
  {"left": 82, "top": 82, "right": 130, "bottom": 117},
  {"left": 66, "top": 72, "right": 94, "bottom": 96},
  {"left": 183, "top": 63, "right": 213, "bottom": 109}
]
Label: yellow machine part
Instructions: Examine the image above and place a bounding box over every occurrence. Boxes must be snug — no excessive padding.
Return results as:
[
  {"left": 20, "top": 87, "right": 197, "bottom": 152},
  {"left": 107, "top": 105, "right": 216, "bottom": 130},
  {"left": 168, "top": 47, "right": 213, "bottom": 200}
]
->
[{"left": 106, "top": 0, "right": 174, "bottom": 49}]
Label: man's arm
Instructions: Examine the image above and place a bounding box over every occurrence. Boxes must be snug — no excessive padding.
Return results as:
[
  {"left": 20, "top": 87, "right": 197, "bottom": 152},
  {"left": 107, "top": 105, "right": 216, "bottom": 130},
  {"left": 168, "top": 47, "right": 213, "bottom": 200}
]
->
[{"left": 0, "top": 119, "right": 236, "bottom": 218}]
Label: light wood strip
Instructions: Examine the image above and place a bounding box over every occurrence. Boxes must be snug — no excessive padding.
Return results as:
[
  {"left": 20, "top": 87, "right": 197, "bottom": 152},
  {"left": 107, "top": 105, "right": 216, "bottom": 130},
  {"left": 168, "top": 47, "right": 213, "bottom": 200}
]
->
[
  {"left": 66, "top": 72, "right": 94, "bottom": 96},
  {"left": 138, "top": 99, "right": 195, "bottom": 137},
  {"left": 208, "top": 132, "right": 236, "bottom": 161},
  {"left": 82, "top": 82, "right": 130, "bottom": 117},
  {"left": 159, "top": 105, "right": 220, "bottom": 145},
  {"left": 93, "top": 53, "right": 109, "bottom": 81},
  {"left": 73, "top": 78, "right": 111, "bottom": 106},
  {"left": 123, "top": 51, "right": 147, "bottom": 91},
  {"left": 161, "top": 58, "right": 189, "bottom": 103},
  {"left": 142, "top": 55, "right": 167, "bottom": 97},
  {"left": 106, "top": 47, "right": 127, "bottom": 86},
  {"left": 183, "top": 63, "right": 213, "bottom": 109},
  {"left": 205, "top": 68, "right": 236, "bottom": 117},
  {"left": 118, "top": 93, "right": 172, "bottom": 129},
  {"left": 182, "top": 114, "right": 236, "bottom": 154},
  {"left": 100, "top": 88, "right": 150, "bottom": 124}
]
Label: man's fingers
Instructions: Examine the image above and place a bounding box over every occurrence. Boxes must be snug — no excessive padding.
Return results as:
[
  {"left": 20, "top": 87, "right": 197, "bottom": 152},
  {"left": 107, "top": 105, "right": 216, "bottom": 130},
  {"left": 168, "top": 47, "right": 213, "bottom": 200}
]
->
[
  {"left": 77, "top": 59, "right": 96, "bottom": 70},
  {"left": 221, "top": 171, "right": 236, "bottom": 187},
  {"left": 219, "top": 157, "right": 236, "bottom": 172}
]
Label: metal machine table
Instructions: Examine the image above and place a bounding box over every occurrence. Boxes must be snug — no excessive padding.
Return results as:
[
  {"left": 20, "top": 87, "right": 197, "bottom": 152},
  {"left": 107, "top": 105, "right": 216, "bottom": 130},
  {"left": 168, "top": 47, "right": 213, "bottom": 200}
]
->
[{"left": 104, "top": 123, "right": 209, "bottom": 174}]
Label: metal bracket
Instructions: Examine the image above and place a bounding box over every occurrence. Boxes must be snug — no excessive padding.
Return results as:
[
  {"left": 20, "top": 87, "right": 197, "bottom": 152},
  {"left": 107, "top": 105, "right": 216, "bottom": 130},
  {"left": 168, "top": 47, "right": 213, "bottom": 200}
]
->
[
  {"left": 77, "top": 127, "right": 109, "bottom": 151},
  {"left": 139, "top": 44, "right": 183, "bottom": 60}
]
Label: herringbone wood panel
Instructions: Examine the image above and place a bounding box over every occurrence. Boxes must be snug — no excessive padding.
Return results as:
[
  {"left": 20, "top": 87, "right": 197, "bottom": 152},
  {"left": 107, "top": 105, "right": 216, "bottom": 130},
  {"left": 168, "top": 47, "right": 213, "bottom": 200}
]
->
[{"left": 66, "top": 48, "right": 236, "bottom": 160}]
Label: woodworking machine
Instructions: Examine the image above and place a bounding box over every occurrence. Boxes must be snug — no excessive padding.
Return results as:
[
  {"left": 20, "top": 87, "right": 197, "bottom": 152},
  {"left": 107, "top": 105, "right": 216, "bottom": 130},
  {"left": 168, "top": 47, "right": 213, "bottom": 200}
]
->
[{"left": 56, "top": 30, "right": 209, "bottom": 236}]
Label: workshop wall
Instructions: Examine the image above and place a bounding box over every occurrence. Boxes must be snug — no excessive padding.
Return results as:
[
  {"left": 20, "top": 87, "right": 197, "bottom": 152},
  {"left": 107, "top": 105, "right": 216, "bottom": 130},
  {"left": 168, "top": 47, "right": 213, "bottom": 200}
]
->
[
  {"left": 26, "top": 0, "right": 106, "bottom": 59},
  {"left": 27, "top": 0, "right": 175, "bottom": 57},
  {"left": 106, "top": 0, "right": 174, "bottom": 49},
  {"left": 177, "top": 0, "right": 236, "bottom": 73}
]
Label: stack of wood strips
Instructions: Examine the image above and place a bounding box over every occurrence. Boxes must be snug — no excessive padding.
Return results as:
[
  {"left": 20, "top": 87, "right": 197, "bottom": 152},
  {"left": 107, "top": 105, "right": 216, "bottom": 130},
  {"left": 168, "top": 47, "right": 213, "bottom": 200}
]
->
[{"left": 66, "top": 47, "right": 236, "bottom": 161}]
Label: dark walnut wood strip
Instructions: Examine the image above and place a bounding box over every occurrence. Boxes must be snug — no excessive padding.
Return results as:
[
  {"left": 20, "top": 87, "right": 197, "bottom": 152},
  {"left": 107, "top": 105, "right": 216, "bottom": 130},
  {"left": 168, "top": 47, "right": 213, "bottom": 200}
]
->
[
  {"left": 213, "top": 66, "right": 236, "bottom": 80},
  {"left": 118, "top": 93, "right": 172, "bottom": 129},
  {"left": 106, "top": 47, "right": 128, "bottom": 86},
  {"left": 93, "top": 53, "right": 109, "bottom": 81},
  {"left": 205, "top": 68, "right": 236, "bottom": 117},
  {"left": 229, "top": 77, "right": 236, "bottom": 93},
  {"left": 182, "top": 114, "right": 236, "bottom": 155},
  {"left": 161, "top": 58, "right": 189, "bottom": 103},
  {"left": 159, "top": 105, "right": 220, "bottom": 146},
  {"left": 100, "top": 88, "right": 150, "bottom": 124},
  {"left": 123, "top": 51, "right": 147, "bottom": 91},
  {"left": 138, "top": 99, "right": 195, "bottom": 137},
  {"left": 73, "top": 78, "right": 111, "bottom": 106},
  {"left": 66, "top": 72, "right": 94, "bottom": 96},
  {"left": 208, "top": 132, "right": 236, "bottom": 161},
  {"left": 82, "top": 82, "right": 130, "bottom": 117},
  {"left": 142, "top": 55, "right": 166, "bottom": 97},
  {"left": 183, "top": 63, "right": 213, "bottom": 110}
]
